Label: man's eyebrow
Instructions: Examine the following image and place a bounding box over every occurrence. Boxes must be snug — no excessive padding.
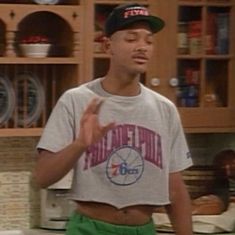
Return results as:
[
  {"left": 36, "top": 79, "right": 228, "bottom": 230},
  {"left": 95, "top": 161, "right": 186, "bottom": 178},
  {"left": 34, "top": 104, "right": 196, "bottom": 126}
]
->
[
  {"left": 125, "top": 31, "right": 138, "bottom": 35},
  {"left": 125, "top": 30, "right": 154, "bottom": 36}
]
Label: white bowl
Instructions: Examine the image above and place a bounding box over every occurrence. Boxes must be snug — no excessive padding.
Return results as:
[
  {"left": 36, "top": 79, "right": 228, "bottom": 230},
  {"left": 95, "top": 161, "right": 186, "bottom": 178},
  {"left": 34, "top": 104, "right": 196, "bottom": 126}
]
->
[
  {"left": 0, "top": 231, "right": 24, "bottom": 235},
  {"left": 20, "top": 43, "right": 51, "bottom": 58},
  {"left": 33, "top": 0, "right": 60, "bottom": 4}
]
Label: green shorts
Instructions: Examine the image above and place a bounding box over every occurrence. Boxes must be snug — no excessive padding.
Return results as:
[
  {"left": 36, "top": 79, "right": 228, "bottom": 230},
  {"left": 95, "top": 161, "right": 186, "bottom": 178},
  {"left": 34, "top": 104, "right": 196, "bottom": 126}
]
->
[{"left": 66, "top": 211, "right": 156, "bottom": 235}]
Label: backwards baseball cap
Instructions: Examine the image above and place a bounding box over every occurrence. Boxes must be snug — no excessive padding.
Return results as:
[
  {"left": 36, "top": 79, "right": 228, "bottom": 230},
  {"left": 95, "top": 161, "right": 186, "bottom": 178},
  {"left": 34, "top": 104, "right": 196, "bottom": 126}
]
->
[{"left": 104, "top": 3, "right": 165, "bottom": 37}]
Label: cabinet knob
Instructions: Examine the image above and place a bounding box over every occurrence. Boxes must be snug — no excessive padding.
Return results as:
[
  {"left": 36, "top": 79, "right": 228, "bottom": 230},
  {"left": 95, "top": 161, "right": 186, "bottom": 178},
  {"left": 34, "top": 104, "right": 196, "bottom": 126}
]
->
[
  {"left": 169, "top": 77, "right": 179, "bottom": 87},
  {"left": 150, "top": 77, "right": 160, "bottom": 87}
]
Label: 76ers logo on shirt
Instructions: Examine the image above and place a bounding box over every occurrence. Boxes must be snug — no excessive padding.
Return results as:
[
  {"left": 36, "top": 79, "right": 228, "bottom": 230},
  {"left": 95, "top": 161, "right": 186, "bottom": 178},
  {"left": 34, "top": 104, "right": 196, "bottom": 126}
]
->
[{"left": 106, "top": 146, "right": 144, "bottom": 186}]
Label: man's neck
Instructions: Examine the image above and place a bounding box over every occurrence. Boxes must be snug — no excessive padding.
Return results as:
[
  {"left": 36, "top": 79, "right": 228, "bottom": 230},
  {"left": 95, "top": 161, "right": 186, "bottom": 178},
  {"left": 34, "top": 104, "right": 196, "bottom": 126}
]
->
[{"left": 101, "top": 73, "right": 141, "bottom": 96}]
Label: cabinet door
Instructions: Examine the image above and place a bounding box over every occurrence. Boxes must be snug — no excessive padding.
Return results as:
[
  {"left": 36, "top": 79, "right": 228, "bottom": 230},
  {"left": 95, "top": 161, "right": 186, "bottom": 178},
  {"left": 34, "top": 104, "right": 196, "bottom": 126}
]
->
[
  {"left": 147, "top": 0, "right": 178, "bottom": 102},
  {"left": 147, "top": 0, "right": 235, "bottom": 132}
]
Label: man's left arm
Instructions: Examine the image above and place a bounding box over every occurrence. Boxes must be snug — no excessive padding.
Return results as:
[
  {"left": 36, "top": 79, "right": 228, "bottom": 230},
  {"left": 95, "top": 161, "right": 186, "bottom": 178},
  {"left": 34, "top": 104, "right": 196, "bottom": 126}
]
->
[{"left": 165, "top": 171, "right": 193, "bottom": 235}]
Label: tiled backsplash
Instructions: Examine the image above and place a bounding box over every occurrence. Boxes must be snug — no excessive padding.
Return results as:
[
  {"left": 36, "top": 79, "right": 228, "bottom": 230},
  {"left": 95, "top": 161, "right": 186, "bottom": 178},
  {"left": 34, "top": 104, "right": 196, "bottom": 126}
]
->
[
  {"left": 0, "top": 134, "right": 235, "bottom": 230},
  {"left": 0, "top": 137, "right": 40, "bottom": 230}
]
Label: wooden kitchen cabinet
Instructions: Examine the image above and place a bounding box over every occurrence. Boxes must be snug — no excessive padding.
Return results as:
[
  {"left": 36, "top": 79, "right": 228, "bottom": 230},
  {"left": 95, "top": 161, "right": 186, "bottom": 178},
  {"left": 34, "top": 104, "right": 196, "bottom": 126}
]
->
[
  {"left": 83, "top": 0, "right": 235, "bottom": 133},
  {"left": 0, "top": 0, "right": 83, "bottom": 136},
  {"left": 147, "top": 0, "right": 235, "bottom": 132},
  {"left": 1, "top": 0, "right": 235, "bottom": 136}
]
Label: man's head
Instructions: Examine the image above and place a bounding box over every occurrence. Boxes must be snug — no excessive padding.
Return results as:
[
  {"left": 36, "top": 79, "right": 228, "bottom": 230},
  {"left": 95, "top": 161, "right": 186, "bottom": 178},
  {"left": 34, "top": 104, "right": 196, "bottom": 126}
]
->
[
  {"left": 103, "top": 4, "right": 165, "bottom": 76},
  {"left": 104, "top": 3, "right": 165, "bottom": 37}
]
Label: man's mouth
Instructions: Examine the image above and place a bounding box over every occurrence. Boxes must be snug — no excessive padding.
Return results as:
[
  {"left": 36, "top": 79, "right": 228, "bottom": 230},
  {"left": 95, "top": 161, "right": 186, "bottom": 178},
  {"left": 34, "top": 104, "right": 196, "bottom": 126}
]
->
[{"left": 132, "top": 55, "right": 148, "bottom": 63}]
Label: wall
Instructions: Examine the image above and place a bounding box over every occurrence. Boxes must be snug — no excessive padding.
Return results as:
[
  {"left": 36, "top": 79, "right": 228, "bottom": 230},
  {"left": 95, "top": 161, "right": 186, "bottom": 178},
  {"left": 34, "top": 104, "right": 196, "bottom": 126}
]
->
[{"left": 0, "top": 134, "right": 235, "bottom": 229}]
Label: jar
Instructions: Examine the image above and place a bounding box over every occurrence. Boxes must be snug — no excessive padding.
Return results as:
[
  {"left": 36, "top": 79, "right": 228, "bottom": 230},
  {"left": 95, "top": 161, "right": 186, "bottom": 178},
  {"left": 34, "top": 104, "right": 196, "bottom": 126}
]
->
[
  {"left": 188, "top": 21, "right": 202, "bottom": 55},
  {"left": 177, "top": 22, "right": 189, "bottom": 54}
]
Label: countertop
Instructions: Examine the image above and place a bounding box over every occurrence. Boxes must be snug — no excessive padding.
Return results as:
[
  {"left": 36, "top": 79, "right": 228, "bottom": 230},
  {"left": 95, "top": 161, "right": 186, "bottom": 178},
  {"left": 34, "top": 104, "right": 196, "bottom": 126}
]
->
[
  {"left": 1, "top": 229, "right": 234, "bottom": 235},
  {"left": 23, "top": 229, "right": 235, "bottom": 235}
]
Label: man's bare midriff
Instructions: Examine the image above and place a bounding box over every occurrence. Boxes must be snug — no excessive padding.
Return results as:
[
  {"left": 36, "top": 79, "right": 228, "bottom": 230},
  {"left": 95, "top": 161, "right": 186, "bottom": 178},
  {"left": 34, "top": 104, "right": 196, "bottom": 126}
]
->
[{"left": 76, "top": 201, "right": 156, "bottom": 225}]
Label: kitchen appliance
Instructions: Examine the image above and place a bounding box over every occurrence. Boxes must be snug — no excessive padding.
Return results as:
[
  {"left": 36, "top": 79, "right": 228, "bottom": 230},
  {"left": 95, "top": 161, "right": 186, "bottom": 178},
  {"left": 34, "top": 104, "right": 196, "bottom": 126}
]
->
[{"left": 40, "top": 170, "right": 76, "bottom": 230}]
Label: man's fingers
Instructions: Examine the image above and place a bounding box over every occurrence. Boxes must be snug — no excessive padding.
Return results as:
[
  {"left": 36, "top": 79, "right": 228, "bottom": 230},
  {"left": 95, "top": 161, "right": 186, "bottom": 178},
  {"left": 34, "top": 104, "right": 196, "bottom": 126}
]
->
[
  {"left": 84, "top": 97, "right": 104, "bottom": 114},
  {"left": 95, "top": 98, "right": 105, "bottom": 114},
  {"left": 102, "top": 122, "right": 116, "bottom": 134}
]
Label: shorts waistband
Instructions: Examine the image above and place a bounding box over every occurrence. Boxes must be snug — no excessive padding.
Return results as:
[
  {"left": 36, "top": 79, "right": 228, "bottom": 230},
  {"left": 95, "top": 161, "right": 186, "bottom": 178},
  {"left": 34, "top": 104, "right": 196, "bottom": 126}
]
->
[{"left": 71, "top": 211, "right": 155, "bottom": 235}]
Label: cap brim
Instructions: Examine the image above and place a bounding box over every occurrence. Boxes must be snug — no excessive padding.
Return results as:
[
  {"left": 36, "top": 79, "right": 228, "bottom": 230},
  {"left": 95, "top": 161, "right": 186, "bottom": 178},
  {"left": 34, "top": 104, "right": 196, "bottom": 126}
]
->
[{"left": 120, "top": 15, "right": 165, "bottom": 34}]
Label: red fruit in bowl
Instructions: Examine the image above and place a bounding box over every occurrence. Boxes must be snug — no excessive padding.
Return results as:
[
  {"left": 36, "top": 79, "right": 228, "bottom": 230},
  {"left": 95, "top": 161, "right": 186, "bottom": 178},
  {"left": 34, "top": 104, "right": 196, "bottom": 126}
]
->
[{"left": 21, "top": 35, "right": 50, "bottom": 44}]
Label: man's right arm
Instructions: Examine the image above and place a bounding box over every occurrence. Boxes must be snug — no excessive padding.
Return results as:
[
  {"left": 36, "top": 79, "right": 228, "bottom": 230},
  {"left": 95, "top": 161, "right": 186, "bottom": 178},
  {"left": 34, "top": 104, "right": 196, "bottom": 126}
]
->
[
  {"left": 34, "top": 97, "right": 115, "bottom": 188},
  {"left": 34, "top": 141, "right": 86, "bottom": 188}
]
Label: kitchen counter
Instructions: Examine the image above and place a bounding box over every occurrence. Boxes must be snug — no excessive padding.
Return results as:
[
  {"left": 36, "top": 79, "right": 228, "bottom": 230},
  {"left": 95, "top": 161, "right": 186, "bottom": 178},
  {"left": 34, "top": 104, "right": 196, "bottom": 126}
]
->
[
  {"left": 25, "top": 229, "right": 64, "bottom": 235},
  {"left": 1, "top": 229, "right": 234, "bottom": 235},
  {"left": 23, "top": 229, "right": 235, "bottom": 235}
]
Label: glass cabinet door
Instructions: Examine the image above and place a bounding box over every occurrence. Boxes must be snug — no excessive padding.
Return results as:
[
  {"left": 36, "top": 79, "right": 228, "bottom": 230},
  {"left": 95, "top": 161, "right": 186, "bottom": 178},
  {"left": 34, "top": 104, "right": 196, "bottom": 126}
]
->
[{"left": 147, "top": 0, "right": 235, "bottom": 132}]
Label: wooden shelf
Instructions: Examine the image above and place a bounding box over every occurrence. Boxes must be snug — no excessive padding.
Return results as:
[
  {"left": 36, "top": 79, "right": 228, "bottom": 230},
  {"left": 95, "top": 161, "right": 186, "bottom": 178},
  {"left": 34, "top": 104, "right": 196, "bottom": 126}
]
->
[
  {"left": 0, "top": 128, "right": 42, "bottom": 137},
  {"left": 0, "top": 57, "right": 81, "bottom": 64},
  {"left": 94, "top": 1, "right": 149, "bottom": 4},
  {"left": 0, "top": 4, "right": 80, "bottom": 10},
  {"left": 94, "top": 53, "right": 109, "bottom": 59},
  {"left": 184, "top": 127, "right": 235, "bottom": 133},
  {"left": 179, "top": 107, "right": 235, "bottom": 129},
  {"left": 178, "top": 0, "right": 233, "bottom": 6},
  {"left": 177, "top": 55, "right": 232, "bottom": 60}
]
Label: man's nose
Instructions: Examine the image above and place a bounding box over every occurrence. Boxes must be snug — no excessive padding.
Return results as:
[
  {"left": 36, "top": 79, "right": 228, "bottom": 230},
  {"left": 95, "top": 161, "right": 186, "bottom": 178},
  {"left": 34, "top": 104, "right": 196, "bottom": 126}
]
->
[{"left": 135, "top": 43, "right": 148, "bottom": 52}]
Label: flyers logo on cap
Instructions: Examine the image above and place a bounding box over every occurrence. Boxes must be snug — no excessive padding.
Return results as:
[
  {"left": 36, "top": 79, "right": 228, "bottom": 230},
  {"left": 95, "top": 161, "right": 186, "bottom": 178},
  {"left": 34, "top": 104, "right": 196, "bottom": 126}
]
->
[{"left": 123, "top": 6, "right": 149, "bottom": 19}]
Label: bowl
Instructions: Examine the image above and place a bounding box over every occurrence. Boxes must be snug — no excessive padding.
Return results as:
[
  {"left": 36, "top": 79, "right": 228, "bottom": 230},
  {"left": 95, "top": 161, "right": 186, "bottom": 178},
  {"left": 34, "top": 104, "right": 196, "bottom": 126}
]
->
[
  {"left": 0, "top": 231, "right": 24, "bottom": 235},
  {"left": 33, "top": 0, "right": 60, "bottom": 4},
  {"left": 19, "top": 43, "right": 51, "bottom": 58}
]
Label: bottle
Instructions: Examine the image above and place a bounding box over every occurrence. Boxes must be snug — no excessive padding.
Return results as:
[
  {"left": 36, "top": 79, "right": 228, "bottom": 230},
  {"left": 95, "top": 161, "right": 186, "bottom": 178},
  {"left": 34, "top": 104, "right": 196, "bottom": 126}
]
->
[
  {"left": 206, "top": 12, "right": 216, "bottom": 54},
  {"left": 178, "top": 22, "right": 189, "bottom": 54},
  {"left": 216, "top": 13, "right": 229, "bottom": 54},
  {"left": 188, "top": 21, "right": 202, "bottom": 55}
]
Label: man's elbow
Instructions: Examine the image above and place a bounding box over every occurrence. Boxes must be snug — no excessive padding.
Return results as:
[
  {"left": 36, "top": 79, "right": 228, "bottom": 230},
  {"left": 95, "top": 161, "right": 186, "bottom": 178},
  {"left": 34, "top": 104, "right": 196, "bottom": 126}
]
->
[
  {"left": 33, "top": 169, "right": 50, "bottom": 189},
  {"left": 33, "top": 150, "right": 53, "bottom": 188}
]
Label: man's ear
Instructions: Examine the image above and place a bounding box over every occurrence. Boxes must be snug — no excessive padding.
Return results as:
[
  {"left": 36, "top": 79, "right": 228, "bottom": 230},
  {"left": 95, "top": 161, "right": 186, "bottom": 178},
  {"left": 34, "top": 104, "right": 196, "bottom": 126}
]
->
[{"left": 103, "top": 37, "right": 112, "bottom": 55}]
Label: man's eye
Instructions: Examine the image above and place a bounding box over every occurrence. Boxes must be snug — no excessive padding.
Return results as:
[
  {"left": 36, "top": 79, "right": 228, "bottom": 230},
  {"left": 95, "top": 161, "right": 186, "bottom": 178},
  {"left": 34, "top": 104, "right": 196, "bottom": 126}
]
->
[
  {"left": 126, "top": 38, "right": 135, "bottom": 42},
  {"left": 125, "top": 37, "right": 136, "bottom": 42},
  {"left": 147, "top": 37, "right": 154, "bottom": 44},
  {"left": 147, "top": 40, "right": 153, "bottom": 45}
]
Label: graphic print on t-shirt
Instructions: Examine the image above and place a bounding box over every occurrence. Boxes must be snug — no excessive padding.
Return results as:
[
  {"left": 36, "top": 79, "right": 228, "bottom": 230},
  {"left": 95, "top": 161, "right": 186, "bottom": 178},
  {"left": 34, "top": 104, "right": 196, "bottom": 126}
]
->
[
  {"left": 106, "top": 145, "right": 144, "bottom": 185},
  {"left": 84, "top": 124, "right": 163, "bottom": 185}
]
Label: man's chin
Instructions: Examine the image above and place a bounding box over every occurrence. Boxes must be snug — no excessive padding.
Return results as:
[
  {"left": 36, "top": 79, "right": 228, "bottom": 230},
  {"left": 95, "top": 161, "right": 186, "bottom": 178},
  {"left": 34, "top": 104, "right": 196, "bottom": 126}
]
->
[{"left": 134, "top": 65, "right": 148, "bottom": 74}]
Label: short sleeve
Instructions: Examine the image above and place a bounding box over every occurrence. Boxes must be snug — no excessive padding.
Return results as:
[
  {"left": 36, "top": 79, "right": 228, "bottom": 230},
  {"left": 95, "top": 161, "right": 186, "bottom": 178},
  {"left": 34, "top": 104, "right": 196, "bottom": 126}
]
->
[
  {"left": 37, "top": 93, "right": 75, "bottom": 153},
  {"left": 169, "top": 105, "right": 193, "bottom": 172}
]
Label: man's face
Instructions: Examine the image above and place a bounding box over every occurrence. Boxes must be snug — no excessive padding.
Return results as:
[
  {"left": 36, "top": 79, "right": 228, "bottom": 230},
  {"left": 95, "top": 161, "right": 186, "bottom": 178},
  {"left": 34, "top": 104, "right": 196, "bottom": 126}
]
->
[{"left": 107, "top": 22, "right": 154, "bottom": 75}]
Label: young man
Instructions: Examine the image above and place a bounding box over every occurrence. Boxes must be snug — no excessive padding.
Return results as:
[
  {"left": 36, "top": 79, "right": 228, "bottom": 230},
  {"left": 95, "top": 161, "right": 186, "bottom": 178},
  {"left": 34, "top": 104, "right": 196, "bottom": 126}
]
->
[{"left": 35, "top": 3, "right": 193, "bottom": 235}]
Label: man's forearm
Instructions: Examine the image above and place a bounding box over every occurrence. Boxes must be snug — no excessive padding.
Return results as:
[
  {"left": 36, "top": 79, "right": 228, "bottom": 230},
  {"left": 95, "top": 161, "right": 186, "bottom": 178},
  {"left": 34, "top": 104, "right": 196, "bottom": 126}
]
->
[
  {"left": 34, "top": 141, "right": 86, "bottom": 188},
  {"left": 166, "top": 172, "right": 193, "bottom": 235},
  {"left": 165, "top": 195, "right": 193, "bottom": 235}
]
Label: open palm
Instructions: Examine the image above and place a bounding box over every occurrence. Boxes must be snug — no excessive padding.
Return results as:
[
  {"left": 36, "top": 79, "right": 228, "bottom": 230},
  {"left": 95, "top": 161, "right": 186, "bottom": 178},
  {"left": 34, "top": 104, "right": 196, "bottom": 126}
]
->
[{"left": 78, "top": 97, "right": 115, "bottom": 148}]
